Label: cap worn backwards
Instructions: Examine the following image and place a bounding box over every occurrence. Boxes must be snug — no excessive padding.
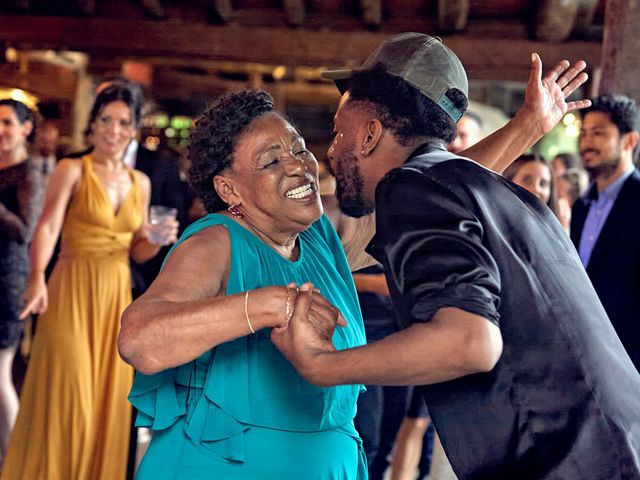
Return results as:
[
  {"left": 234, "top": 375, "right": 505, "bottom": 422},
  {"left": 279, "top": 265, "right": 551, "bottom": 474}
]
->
[{"left": 322, "top": 32, "right": 468, "bottom": 122}]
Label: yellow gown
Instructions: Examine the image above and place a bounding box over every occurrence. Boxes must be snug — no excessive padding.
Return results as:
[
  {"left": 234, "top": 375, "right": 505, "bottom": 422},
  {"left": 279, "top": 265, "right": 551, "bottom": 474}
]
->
[{"left": 3, "top": 156, "right": 142, "bottom": 479}]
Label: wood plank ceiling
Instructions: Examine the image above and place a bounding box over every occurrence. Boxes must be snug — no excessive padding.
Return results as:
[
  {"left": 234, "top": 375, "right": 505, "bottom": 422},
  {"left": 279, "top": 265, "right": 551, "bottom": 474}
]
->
[
  {"left": 0, "top": 0, "right": 605, "bottom": 125},
  {"left": 0, "top": 1, "right": 605, "bottom": 96}
]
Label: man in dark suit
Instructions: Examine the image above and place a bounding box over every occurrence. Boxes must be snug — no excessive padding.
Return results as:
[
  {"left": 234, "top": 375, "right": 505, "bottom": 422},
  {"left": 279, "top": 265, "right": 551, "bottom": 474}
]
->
[{"left": 570, "top": 94, "right": 640, "bottom": 370}]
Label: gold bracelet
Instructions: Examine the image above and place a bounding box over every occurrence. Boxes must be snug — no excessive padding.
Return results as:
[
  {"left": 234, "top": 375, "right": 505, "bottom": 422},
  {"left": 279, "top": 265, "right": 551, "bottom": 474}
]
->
[
  {"left": 244, "top": 290, "right": 255, "bottom": 334},
  {"left": 283, "top": 287, "right": 298, "bottom": 327}
]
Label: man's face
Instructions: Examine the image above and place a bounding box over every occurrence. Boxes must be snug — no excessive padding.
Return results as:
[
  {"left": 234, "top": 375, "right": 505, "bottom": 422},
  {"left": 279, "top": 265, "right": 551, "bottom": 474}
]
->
[
  {"left": 448, "top": 114, "right": 482, "bottom": 154},
  {"left": 35, "top": 123, "right": 59, "bottom": 157},
  {"left": 579, "top": 111, "right": 624, "bottom": 180},
  {"left": 326, "top": 94, "right": 375, "bottom": 218}
]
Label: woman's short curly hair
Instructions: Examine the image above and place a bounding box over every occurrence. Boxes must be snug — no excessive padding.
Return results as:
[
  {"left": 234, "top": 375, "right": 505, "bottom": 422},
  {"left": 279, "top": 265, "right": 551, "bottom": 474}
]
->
[{"left": 188, "top": 90, "right": 276, "bottom": 213}]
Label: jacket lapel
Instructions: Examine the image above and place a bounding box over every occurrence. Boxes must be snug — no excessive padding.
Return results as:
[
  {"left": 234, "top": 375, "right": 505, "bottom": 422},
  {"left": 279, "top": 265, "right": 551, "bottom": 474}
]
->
[
  {"left": 586, "top": 171, "right": 638, "bottom": 272},
  {"left": 570, "top": 189, "right": 592, "bottom": 249}
]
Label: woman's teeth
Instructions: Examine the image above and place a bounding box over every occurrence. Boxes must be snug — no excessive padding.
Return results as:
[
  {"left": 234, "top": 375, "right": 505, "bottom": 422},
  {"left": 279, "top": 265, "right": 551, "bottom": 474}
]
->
[{"left": 285, "top": 184, "right": 313, "bottom": 199}]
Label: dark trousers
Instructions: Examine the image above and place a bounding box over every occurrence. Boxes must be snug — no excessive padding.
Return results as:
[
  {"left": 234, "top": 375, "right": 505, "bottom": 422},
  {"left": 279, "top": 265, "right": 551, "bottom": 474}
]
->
[{"left": 355, "top": 384, "right": 412, "bottom": 480}]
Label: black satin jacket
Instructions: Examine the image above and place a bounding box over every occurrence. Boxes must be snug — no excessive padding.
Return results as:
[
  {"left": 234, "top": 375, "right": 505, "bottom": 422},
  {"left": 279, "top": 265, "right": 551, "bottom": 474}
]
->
[{"left": 366, "top": 144, "right": 640, "bottom": 480}]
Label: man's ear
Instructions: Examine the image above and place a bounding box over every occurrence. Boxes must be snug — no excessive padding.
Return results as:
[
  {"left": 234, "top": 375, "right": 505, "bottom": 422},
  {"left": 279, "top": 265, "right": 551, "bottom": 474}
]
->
[
  {"left": 214, "top": 174, "right": 242, "bottom": 206},
  {"left": 623, "top": 130, "right": 639, "bottom": 152},
  {"left": 362, "top": 118, "right": 383, "bottom": 155}
]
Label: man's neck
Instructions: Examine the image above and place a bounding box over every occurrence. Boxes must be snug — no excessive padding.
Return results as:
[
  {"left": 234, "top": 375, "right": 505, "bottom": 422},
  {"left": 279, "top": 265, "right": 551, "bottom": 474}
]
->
[{"left": 595, "top": 158, "right": 633, "bottom": 192}]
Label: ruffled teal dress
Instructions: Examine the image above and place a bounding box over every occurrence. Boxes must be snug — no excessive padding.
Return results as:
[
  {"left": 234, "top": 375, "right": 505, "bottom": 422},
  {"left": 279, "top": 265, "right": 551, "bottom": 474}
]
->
[{"left": 130, "top": 214, "right": 368, "bottom": 479}]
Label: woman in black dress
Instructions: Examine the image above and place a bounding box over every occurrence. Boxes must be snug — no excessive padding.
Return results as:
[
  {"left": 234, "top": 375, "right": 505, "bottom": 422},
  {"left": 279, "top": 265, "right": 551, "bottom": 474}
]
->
[{"left": 0, "top": 99, "right": 43, "bottom": 463}]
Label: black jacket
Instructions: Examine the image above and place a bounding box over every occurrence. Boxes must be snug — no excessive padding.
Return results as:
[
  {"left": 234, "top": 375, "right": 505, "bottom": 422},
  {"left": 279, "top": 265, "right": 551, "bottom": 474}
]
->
[
  {"left": 571, "top": 169, "right": 640, "bottom": 369},
  {"left": 367, "top": 145, "right": 640, "bottom": 480}
]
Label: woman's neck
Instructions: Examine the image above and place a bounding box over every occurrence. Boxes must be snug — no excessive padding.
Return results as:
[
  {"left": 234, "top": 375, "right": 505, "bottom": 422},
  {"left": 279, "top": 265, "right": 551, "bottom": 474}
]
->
[
  {"left": 234, "top": 213, "right": 300, "bottom": 261},
  {"left": 0, "top": 145, "right": 28, "bottom": 169},
  {"left": 90, "top": 149, "right": 125, "bottom": 171}
]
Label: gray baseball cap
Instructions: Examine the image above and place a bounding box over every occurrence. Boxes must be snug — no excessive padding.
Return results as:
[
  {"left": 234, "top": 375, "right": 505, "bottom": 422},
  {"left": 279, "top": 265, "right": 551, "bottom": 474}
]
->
[{"left": 322, "top": 32, "right": 468, "bottom": 122}]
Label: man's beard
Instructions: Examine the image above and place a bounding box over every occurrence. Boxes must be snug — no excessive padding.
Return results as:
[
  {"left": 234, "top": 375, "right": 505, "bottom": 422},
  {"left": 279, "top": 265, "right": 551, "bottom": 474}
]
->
[
  {"left": 332, "top": 148, "right": 374, "bottom": 218},
  {"left": 582, "top": 149, "right": 621, "bottom": 181}
]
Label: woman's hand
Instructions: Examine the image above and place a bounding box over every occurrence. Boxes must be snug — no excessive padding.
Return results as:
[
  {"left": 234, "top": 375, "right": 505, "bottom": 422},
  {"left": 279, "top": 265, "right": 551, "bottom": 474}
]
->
[
  {"left": 271, "top": 283, "right": 347, "bottom": 385},
  {"left": 20, "top": 274, "right": 48, "bottom": 319},
  {"left": 143, "top": 217, "right": 179, "bottom": 246}
]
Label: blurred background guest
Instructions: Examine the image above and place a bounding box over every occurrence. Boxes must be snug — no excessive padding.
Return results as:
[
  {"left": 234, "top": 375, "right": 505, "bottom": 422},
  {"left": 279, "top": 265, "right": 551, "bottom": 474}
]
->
[
  {"left": 447, "top": 111, "right": 484, "bottom": 154},
  {"left": 0, "top": 99, "right": 42, "bottom": 466},
  {"left": 551, "top": 151, "right": 583, "bottom": 179},
  {"left": 550, "top": 152, "right": 589, "bottom": 231},
  {"left": 2, "top": 82, "right": 176, "bottom": 479},
  {"left": 557, "top": 168, "right": 589, "bottom": 213},
  {"left": 32, "top": 119, "right": 61, "bottom": 181},
  {"left": 504, "top": 153, "right": 559, "bottom": 218}
]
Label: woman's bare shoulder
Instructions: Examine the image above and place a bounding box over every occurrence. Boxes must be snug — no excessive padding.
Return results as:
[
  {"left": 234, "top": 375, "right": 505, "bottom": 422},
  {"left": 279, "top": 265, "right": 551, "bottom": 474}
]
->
[{"left": 150, "top": 224, "right": 232, "bottom": 301}]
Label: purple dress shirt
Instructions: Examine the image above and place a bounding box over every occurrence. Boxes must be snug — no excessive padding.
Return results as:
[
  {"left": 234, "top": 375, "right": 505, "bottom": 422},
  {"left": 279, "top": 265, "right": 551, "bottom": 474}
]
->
[{"left": 578, "top": 165, "right": 635, "bottom": 267}]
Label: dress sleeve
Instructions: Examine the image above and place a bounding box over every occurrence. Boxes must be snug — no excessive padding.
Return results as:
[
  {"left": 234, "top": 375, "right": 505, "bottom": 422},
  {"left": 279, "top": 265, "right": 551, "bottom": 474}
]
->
[
  {"left": 375, "top": 168, "right": 501, "bottom": 326},
  {"left": 0, "top": 162, "right": 43, "bottom": 243}
]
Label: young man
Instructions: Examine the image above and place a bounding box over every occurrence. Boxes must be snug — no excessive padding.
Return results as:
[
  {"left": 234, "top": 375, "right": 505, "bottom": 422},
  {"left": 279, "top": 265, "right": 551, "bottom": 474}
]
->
[
  {"left": 571, "top": 94, "right": 640, "bottom": 370},
  {"left": 274, "top": 33, "right": 640, "bottom": 478}
]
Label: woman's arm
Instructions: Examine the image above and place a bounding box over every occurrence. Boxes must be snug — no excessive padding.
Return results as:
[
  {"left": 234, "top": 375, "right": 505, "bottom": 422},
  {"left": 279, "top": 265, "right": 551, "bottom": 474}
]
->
[
  {"left": 20, "top": 159, "right": 82, "bottom": 318},
  {"left": 463, "top": 54, "right": 590, "bottom": 173},
  {"left": 353, "top": 272, "right": 389, "bottom": 296},
  {"left": 129, "top": 171, "right": 169, "bottom": 263},
  {"left": 338, "top": 212, "right": 377, "bottom": 272},
  {"left": 119, "top": 225, "right": 293, "bottom": 374},
  {"left": 0, "top": 162, "right": 43, "bottom": 243}
]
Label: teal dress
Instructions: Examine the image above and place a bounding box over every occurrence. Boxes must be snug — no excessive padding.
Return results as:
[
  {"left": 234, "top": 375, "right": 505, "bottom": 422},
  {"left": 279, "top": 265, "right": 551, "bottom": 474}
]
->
[{"left": 130, "top": 214, "right": 368, "bottom": 479}]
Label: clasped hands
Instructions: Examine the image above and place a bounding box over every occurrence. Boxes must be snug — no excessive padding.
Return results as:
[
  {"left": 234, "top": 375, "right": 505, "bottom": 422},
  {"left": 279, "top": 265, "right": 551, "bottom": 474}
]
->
[{"left": 270, "top": 283, "right": 346, "bottom": 385}]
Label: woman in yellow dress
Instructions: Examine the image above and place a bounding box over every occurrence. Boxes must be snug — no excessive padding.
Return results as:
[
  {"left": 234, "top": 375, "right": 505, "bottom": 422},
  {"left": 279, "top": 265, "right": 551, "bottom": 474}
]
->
[{"left": 2, "top": 82, "right": 177, "bottom": 479}]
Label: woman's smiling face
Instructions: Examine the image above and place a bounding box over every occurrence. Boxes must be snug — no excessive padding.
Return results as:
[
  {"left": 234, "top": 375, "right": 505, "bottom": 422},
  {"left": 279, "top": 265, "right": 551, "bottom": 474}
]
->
[{"left": 223, "top": 112, "right": 323, "bottom": 231}]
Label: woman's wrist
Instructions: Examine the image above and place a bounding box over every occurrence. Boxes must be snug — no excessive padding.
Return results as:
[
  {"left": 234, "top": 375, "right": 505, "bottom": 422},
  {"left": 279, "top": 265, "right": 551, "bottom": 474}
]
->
[
  {"left": 28, "top": 270, "right": 45, "bottom": 282},
  {"left": 249, "top": 286, "right": 299, "bottom": 331}
]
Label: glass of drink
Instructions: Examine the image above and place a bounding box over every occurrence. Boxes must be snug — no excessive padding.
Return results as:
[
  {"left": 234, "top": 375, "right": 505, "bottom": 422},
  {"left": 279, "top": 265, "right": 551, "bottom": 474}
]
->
[{"left": 148, "top": 205, "right": 178, "bottom": 245}]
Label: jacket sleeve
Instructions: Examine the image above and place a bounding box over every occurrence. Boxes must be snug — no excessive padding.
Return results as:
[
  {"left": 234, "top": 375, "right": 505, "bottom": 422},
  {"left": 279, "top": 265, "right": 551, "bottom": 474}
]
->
[{"left": 375, "top": 168, "right": 501, "bottom": 326}]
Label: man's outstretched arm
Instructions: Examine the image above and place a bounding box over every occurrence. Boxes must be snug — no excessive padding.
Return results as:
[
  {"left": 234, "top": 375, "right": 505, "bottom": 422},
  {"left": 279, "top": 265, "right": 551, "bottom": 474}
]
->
[{"left": 272, "top": 297, "right": 502, "bottom": 387}]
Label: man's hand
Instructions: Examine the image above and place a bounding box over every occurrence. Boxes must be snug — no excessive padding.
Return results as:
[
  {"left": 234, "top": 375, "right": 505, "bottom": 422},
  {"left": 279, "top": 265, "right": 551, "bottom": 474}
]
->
[
  {"left": 522, "top": 53, "right": 591, "bottom": 136},
  {"left": 271, "top": 283, "right": 346, "bottom": 385}
]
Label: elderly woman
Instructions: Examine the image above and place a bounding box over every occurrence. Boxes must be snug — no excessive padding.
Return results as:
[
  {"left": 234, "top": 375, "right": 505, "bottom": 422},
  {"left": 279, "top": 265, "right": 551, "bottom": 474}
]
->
[{"left": 119, "top": 90, "right": 369, "bottom": 478}]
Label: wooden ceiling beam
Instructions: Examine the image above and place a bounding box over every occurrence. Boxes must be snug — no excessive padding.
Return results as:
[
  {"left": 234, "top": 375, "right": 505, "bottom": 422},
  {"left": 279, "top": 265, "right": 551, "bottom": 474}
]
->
[
  {"left": 138, "top": 0, "right": 166, "bottom": 19},
  {"left": 210, "top": 0, "right": 233, "bottom": 23},
  {"left": 283, "top": 0, "right": 305, "bottom": 27},
  {"left": 438, "top": 0, "right": 470, "bottom": 32},
  {"left": 361, "top": 0, "right": 382, "bottom": 28},
  {"left": 535, "top": 0, "right": 581, "bottom": 42},
  {"left": 152, "top": 69, "right": 340, "bottom": 106},
  {"left": 576, "top": 0, "right": 600, "bottom": 29},
  {"left": 0, "top": 62, "right": 77, "bottom": 101},
  {"left": 0, "top": 15, "right": 602, "bottom": 81}
]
